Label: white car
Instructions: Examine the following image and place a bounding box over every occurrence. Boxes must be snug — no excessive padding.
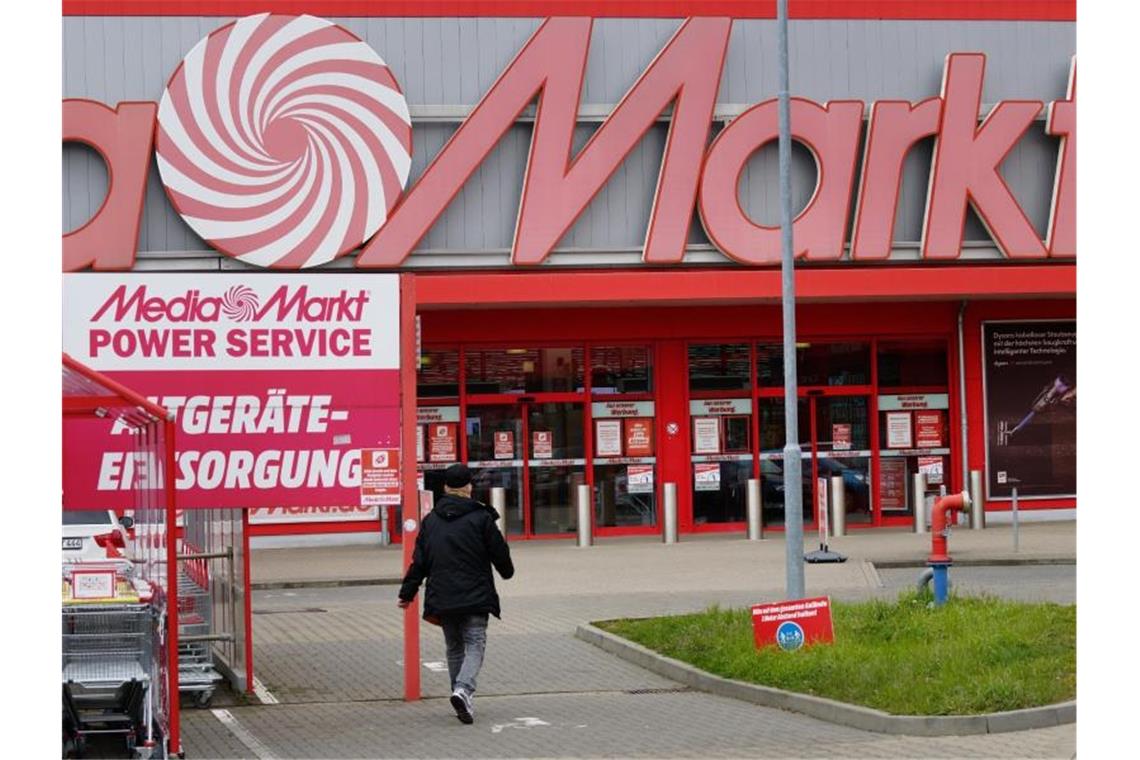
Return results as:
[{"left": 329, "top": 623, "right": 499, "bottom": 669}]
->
[{"left": 62, "top": 510, "right": 133, "bottom": 564}]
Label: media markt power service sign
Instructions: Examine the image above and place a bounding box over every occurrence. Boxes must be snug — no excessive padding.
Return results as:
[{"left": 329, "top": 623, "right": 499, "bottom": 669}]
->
[{"left": 62, "top": 274, "right": 401, "bottom": 517}]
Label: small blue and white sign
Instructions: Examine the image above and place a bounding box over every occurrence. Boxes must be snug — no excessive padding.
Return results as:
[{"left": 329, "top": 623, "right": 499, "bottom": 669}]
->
[{"left": 775, "top": 621, "right": 805, "bottom": 651}]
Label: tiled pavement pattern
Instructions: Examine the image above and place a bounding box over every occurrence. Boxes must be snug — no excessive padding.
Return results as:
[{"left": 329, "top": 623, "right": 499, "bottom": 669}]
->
[
  {"left": 181, "top": 532, "right": 1077, "bottom": 758},
  {"left": 183, "top": 690, "right": 1076, "bottom": 759}
]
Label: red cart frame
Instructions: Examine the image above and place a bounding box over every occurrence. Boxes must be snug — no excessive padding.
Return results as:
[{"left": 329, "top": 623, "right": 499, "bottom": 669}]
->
[{"left": 62, "top": 352, "right": 182, "bottom": 757}]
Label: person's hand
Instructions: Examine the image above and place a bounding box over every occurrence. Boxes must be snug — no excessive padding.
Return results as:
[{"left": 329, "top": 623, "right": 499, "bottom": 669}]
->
[{"left": 398, "top": 597, "right": 413, "bottom": 609}]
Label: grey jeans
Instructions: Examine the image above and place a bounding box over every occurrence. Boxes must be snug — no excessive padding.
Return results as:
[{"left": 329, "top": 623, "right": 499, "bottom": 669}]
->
[{"left": 440, "top": 613, "right": 489, "bottom": 694}]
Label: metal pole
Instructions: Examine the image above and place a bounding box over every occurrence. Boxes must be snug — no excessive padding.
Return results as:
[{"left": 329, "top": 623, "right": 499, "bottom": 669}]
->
[
  {"left": 576, "top": 484, "right": 593, "bottom": 547},
  {"left": 829, "top": 475, "right": 846, "bottom": 537},
  {"left": 969, "top": 470, "right": 985, "bottom": 529},
  {"left": 913, "top": 472, "right": 928, "bottom": 534},
  {"left": 663, "top": 482, "right": 678, "bottom": 544},
  {"left": 777, "top": 0, "right": 805, "bottom": 600},
  {"left": 1011, "top": 486, "right": 1019, "bottom": 552},
  {"left": 491, "top": 487, "right": 507, "bottom": 540},
  {"left": 380, "top": 505, "right": 391, "bottom": 546},
  {"left": 746, "top": 478, "right": 763, "bottom": 540}
]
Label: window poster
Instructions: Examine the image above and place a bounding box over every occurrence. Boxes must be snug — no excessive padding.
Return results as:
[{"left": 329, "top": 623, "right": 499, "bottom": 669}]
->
[
  {"left": 693, "top": 417, "right": 721, "bottom": 454},
  {"left": 914, "top": 411, "right": 944, "bottom": 449},
  {"left": 917, "top": 455, "right": 944, "bottom": 486},
  {"left": 595, "top": 419, "right": 623, "bottom": 457},
  {"left": 886, "top": 412, "right": 912, "bottom": 449},
  {"left": 880, "top": 458, "right": 907, "bottom": 511},
  {"left": 627, "top": 464, "right": 654, "bottom": 494},
  {"left": 694, "top": 462, "right": 721, "bottom": 491},
  {"left": 832, "top": 423, "right": 852, "bottom": 451},
  {"left": 983, "top": 321, "right": 1076, "bottom": 498},
  {"left": 428, "top": 422, "right": 458, "bottom": 463},
  {"left": 532, "top": 430, "right": 553, "bottom": 459},
  {"left": 624, "top": 418, "right": 654, "bottom": 457},
  {"left": 493, "top": 430, "right": 515, "bottom": 460}
]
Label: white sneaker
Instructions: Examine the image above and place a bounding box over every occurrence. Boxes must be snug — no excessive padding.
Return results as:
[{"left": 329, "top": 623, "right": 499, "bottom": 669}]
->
[{"left": 450, "top": 688, "right": 474, "bottom": 724}]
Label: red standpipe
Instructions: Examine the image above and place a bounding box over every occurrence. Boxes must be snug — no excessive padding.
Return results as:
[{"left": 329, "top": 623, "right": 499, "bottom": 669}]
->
[{"left": 928, "top": 491, "right": 971, "bottom": 564}]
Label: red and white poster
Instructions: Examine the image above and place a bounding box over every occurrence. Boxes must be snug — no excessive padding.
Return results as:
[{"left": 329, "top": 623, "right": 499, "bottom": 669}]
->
[
  {"left": 428, "top": 423, "right": 458, "bottom": 463},
  {"left": 624, "top": 418, "right": 654, "bottom": 457},
  {"left": 915, "top": 411, "right": 944, "bottom": 449},
  {"left": 595, "top": 419, "right": 623, "bottom": 457},
  {"left": 627, "top": 464, "right": 654, "bottom": 494},
  {"left": 918, "top": 455, "right": 944, "bottom": 486},
  {"left": 751, "top": 597, "right": 835, "bottom": 651},
  {"left": 493, "top": 430, "right": 515, "bottom": 460},
  {"left": 62, "top": 273, "right": 401, "bottom": 514},
  {"left": 416, "top": 424, "right": 425, "bottom": 463},
  {"left": 832, "top": 424, "right": 852, "bottom": 451},
  {"left": 879, "top": 458, "right": 907, "bottom": 511},
  {"left": 532, "top": 430, "right": 553, "bottom": 459},
  {"left": 694, "top": 463, "right": 721, "bottom": 491},
  {"left": 693, "top": 417, "right": 721, "bottom": 454},
  {"left": 360, "top": 448, "right": 401, "bottom": 506},
  {"left": 886, "top": 411, "right": 913, "bottom": 449}
]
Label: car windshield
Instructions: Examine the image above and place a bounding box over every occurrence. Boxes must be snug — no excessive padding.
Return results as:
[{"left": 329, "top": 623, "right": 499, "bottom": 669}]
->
[{"left": 62, "top": 510, "right": 114, "bottom": 526}]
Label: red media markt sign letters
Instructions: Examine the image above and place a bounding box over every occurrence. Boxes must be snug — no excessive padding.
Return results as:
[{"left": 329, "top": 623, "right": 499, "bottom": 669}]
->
[
  {"left": 63, "top": 15, "right": 1075, "bottom": 272},
  {"left": 751, "top": 597, "right": 835, "bottom": 652}
]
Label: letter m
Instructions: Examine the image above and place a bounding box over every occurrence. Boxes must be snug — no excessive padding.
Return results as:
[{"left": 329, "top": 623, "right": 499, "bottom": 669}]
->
[{"left": 357, "top": 17, "right": 731, "bottom": 267}]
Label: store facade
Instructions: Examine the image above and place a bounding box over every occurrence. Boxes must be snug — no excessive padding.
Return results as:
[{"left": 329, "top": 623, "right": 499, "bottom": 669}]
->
[{"left": 63, "top": 1, "right": 1076, "bottom": 541}]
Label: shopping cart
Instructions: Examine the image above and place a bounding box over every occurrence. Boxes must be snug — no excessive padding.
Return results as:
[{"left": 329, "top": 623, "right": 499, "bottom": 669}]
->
[
  {"left": 176, "top": 562, "right": 222, "bottom": 707},
  {"left": 61, "top": 598, "right": 159, "bottom": 758}
]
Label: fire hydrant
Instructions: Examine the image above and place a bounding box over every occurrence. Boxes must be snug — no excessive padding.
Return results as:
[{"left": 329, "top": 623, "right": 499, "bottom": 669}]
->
[{"left": 927, "top": 490, "right": 972, "bottom": 606}]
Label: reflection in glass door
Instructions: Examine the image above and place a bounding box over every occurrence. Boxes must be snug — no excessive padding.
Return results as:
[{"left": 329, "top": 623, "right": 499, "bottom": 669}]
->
[
  {"left": 465, "top": 405, "right": 525, "bottom": 535},
  {"left": 814, "top": 396, "right": 872, "bottom": 525},
  {"left": 466, "top": 401, "right": 586, "bottom": 537},
  {"left": 757, "top": 398, "right": 812, "bottom": 527},
  {"left": 528, "top": 402, "right": 586, "bottom": 535}
]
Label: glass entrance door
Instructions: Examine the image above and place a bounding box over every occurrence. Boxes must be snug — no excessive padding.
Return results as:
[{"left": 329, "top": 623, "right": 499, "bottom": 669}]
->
[
  {"left": 466, "top": 401, "right": 584, "bottom": 537},
  {"left": 758, "top": 394, "right": 871, "bottom": 527}
]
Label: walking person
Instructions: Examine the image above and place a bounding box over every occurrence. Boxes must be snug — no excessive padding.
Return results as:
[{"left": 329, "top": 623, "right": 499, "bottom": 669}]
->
[{"left": 398, "top": 464, "right": 515, "bottom": 724}]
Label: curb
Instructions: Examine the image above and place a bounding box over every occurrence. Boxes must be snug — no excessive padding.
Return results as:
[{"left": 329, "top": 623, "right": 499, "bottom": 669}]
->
[
  {"left": 574, "top": 623, "right": 1075, "bottom": 736},
  {"left": 871, "top": 557, "right": 1076, "bottom": 570},
  {"left": 251, "top": 577, "right": 403, "bottom": 591}
]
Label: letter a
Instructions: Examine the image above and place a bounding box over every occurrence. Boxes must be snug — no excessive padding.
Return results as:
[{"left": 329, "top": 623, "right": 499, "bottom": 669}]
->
[{"left": 63, "top": 100, "right": 157, "bottom": 271}]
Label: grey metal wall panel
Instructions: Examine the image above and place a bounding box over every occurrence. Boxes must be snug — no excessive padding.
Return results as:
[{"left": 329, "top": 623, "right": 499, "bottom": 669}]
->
[{"left": 61, "top": 16, "right": 1073, "bottom": 267}]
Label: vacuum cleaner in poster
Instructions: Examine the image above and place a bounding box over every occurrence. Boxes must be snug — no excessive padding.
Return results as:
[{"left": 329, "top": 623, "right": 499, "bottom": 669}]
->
[{"left": 983, "top": 320, "right": 1076, "bottom": 499}]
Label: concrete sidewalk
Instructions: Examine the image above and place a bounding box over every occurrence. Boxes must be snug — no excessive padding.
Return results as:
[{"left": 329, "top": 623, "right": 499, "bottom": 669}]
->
[{"left": 250, "top": 520, "right": 1075, "bottom": 589}]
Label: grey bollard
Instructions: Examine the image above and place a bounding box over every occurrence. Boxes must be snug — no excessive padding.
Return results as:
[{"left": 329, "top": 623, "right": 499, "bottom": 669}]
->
[
  {"left": 380, "top": 504, "right": 391, "bottom": 546},
  {"left": 663, "top": 483, "right": 678, "bottom": 544},
  {"left": 1011, "top": 486, "right": 1019, "bottom": 553},
  {"left": 746, "top": 478, "right": 763, "bottom": 541},
  {"left": 969, "top": 470, "right": 985, "bottom": 529},
  {"left": 576, "top": 484, "right": 593, "bottom": 547},
  {"left": 490, "top": 487, "right": 507, "bottom": 540},
  {"left": 912, "top": 473, "right": 928, "bottom": 534},
  {"left": 829, "top": 475, "right": 846, "bottom": 537}
]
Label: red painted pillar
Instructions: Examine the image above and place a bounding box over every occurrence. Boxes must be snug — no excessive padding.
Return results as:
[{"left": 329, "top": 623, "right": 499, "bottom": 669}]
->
[
  {"left": 656, "top": 340, "right": 692, "bottom": 533},
  {"left": 400, "top": 274, "right": 421, "bottom": 702}
]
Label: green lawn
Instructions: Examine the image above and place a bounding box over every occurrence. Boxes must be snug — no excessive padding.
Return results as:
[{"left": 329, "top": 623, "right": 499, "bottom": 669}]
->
[{"left": 597, "top": 593, "right": 1075, "bottom": 715}]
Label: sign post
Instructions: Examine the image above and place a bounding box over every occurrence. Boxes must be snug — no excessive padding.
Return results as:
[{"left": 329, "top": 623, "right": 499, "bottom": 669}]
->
[{"left": 804, "top": 477, "right": 846, "bottom": 563}]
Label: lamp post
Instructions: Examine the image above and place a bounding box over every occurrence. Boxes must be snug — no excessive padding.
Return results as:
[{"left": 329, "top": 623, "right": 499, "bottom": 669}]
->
[{"left": 777, "top": 0, "right": 805, "bottom": 599}]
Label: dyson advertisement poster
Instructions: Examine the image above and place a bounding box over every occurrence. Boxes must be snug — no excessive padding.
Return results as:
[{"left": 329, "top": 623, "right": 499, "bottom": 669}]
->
[{"left": 983, "top": 321, "right": 1076, "bottom": 499}]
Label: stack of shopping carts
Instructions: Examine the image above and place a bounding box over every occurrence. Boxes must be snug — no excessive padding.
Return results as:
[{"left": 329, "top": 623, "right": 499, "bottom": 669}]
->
[
  {"left": 177, "top": 560, "right": 222, "bottom": 708},
  {"left": 62, "top": 566, "right": 160, "bottom": 758}
]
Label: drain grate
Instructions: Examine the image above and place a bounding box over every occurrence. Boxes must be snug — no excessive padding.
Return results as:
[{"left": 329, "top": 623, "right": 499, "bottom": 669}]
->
[
  {"left": 624, "top": 687, "right": 691, "bottom": 695},
  {"left": 252, "top": 607, "right": 328, "bottom": 615}
]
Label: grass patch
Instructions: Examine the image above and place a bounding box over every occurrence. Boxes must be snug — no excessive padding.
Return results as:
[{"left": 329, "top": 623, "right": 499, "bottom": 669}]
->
[{"left": 597, "top": 592, "right": 1075, "bottom": 716}]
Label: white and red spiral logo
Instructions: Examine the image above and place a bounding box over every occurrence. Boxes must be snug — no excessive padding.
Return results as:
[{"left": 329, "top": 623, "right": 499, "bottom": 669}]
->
[
  {"left": 221, "top": 285, "right": 259, "bottom": 321},
  {"left": 155, "top": 14, "right": 413, "bottom": 269}
]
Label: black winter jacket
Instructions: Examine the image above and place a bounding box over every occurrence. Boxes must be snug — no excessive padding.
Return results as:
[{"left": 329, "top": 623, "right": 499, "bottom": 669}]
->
[{"left": 398, "top": 494, "right": 514, "bottom": 619}]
